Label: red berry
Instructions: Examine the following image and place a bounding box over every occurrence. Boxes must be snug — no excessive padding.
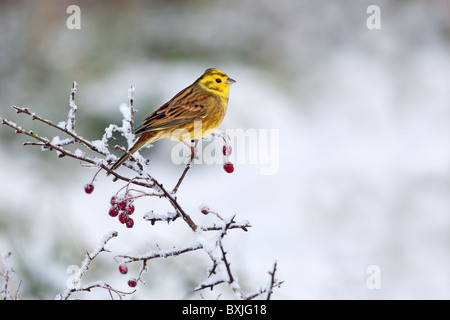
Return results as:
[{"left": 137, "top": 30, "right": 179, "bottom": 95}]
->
[
  {"left": 110, "top": 196, "right": 119, "bottom": 205},
  {"left": 126, "top": 217, "right": 134, "bottom": 228},
  {"left": 126, "top": 204, "right": 135, "bottom": 215},
  {"left": 84, "top": 183, "right": 94, "bottom": 194},
  {"left": 223, "top": 145, "right": 232, "bottom": 156},
  {"left": 119, "top": 213, "right": 129, "bottom": 224},
  {"left": 128, "top": 278, "right": 137, "bottom": 288},
  {"left": 118, "top": 200, "right": 127, "bottom": 211},
  {"left": 200, "top": 206, "right": 210, "bottom": 215},
  {"left": 118, "top": 263, "right": 128, "bottom": 275},
  {"left": 109, "top": 207, "right": 119, "bottom": 217},
  {"left": 223, "top": 162, "right": 234, "bottom": 173}
]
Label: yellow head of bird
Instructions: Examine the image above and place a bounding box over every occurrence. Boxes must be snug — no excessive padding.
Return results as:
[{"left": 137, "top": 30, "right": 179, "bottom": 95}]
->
[{"left": 197, "top": 68, "right": 236, "bottom": 96}]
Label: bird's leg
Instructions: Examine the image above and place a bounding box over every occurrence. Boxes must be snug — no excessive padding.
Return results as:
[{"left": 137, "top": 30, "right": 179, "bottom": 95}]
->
[{"left": 182, "top": 139, "right": 199, "bottom": 160}]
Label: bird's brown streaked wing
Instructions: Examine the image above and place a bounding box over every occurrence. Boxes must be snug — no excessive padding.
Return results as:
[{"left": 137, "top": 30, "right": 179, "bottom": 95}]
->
[{"left": 134, "top": 86, "right": 211, "bottom": 135}]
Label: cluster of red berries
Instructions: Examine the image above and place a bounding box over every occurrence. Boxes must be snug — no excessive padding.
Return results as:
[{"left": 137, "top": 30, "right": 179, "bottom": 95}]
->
[
  {"left": 118, "top": 263, "right": 138, "bottom": 288},
  {"left": 222, "top": 144, "right": 234, "bottom": 173},
  {"left": 109, "top": 194, "right": 135, "bottom": 228}
]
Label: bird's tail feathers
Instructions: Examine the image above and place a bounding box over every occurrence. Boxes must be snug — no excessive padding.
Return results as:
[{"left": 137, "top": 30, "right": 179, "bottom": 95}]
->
[{"left": 107, "top": 133, "right": 157, "bottom": 174}]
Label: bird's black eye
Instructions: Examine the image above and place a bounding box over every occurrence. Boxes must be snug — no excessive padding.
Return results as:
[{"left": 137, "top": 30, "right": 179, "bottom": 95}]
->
[{"left": 215, "top": 78, "right": 222, "bottom": 83}]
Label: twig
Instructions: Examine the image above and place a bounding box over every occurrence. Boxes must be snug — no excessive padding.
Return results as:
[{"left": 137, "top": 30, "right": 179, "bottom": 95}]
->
[
  {"left": 143, "top": 210, "right": 179, "bottom": 225},
  {"left": 266, "top": 261, "right": 278, "bottom": 300},
  {"left": 198, "top": 220, "right": 251, "bottom": 232},
  {"left": 66, "top": 81, "right": 78, "bottom": 132},
  {"left": 172, "top": 140, "right": 198, "bottom": 194},
  {"left": 1, "top": 251, "right": 20, "bottom": 300},
  {"left": 69, "top": 281, "right": 134, "bottom": 300},
  {"left": 150, "top": 175, "right": 198, "bottom": 231},
  {"left": 128, "top": 85, "right": 136, "bottom": 134},
  {"left": 219, "top": 242, "right": 234, "bottom": 284},
  {"left": 12, "top": 106, "right": 105, "bottom": 155},
  {"left": 0, "top": 118, "right": 157, "bottom": 189},
  {"left": 118, "top": 242, "right": 203, "bottom": 263},
  {"left": 56, "top": 231, "right": 125, "bottom": 300},
  {"left": 244, "top": 262, "right": 284, "bottom": 300}
]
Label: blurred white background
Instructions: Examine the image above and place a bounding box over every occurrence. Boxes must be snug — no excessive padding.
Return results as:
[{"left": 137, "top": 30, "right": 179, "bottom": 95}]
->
[{"left": 1, "top": 0, "right": 450, "bottom": 299}]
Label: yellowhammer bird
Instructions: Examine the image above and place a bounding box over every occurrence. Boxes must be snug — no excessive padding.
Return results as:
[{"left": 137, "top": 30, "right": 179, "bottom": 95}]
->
[{"left": 109, "top": 68, "right": 235, "bottom": 172}]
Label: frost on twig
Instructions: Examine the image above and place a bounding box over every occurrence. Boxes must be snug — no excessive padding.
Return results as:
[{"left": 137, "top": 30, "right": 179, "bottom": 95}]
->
[
  {"left": 245, "top": 262, "right": 284, "bottom": 300},
  {"left": 65, "top": 81, "right": 78, "bottom": 133},
  {"left": 1, "top": 251, "right": 21, "bottom": 300},
  {"left": 0, "top": 82, "right": 282, "bottom": 299},
  {"left": 143, "top": 210, "right": 179, "bottom": 225},
  {"left": 192, "top": 215, "right": 271, "bottom": 300},
  {"left": 55, "top": 231, "right": 133, "bottom": 300}
]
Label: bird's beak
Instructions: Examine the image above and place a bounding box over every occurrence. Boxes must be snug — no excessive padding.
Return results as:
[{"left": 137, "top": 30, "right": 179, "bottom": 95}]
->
[{"left": 226, "top": 77, "right": 236, "bottom": 84}]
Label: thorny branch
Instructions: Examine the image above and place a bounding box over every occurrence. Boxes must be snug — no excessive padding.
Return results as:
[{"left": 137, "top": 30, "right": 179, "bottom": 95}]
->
[
  {"left": 56, "top": 231, "right": 134, "bottom": 300},
  {"left": 266, "top": 261, "right": 281, "bottom": 300},
  {"left": 190, "top": 215, "right": 280, "bottom": 300},
  {"left": 172, "top": 139, "right": 198, "bottom": 194},
  {"left": 0, "top": 82, "right": 282, "bottom": 299},
  {"left": 244, "top": 262, "right": 284, "bottom": 300},
  {"left": 1, "top": 251, "right": 21, "bottom": 300}
]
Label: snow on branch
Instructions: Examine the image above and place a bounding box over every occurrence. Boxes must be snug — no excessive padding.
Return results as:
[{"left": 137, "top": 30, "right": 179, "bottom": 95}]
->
[
  {"left": 65, "top": 81, "right": 78, "bottom": 133},
  {"left": 0, "top": 82, "right": 282, "bottom": 299},
  {"left": 55, "top": 231, "right": 133, "bottom": 300},
  {"left": 1, "top": 251, "right": 21, "bottom": 300}
]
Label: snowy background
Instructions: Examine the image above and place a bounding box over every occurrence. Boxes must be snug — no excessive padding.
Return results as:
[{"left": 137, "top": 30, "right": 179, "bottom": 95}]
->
[{"left": 1, "top": 0, "right": 450, "bottom": 299}]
